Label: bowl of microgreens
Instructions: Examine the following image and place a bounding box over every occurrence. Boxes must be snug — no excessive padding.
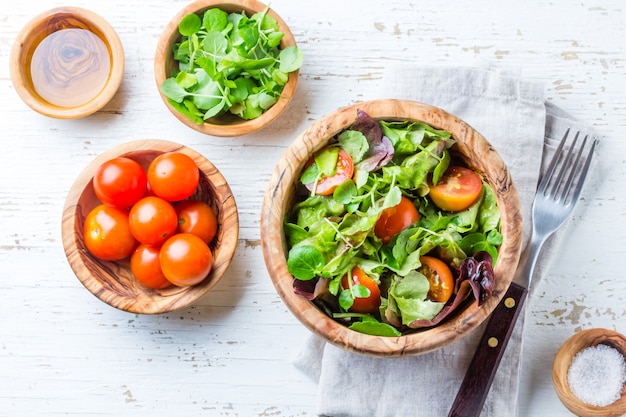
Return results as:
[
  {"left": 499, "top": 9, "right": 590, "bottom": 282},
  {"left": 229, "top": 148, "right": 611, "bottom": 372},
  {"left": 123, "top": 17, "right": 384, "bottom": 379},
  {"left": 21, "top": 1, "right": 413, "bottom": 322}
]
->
[
  {"left": 154, "top": 0, "right": 303, "bottom": 137},
  {"left": 260, "top": 99, "right": 524, "bottom": 357}
]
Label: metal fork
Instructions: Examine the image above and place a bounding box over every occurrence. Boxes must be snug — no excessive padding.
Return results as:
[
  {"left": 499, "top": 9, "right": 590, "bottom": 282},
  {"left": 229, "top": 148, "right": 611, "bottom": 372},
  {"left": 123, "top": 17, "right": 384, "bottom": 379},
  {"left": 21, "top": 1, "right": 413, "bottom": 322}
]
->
[
  {"left": 448, "top": 128, "right": 599, "bottom": 417},
  {"left": 515, "top": 128, "right": 599, "bottom": 290}
]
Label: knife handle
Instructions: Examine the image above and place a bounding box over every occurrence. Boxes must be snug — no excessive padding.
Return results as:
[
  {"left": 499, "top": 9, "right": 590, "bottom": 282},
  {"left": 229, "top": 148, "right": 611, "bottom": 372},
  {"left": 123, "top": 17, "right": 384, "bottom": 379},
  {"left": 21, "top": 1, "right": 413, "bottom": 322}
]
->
[{"left": 447, "top": 282, "right": 528, "bottom": 417}]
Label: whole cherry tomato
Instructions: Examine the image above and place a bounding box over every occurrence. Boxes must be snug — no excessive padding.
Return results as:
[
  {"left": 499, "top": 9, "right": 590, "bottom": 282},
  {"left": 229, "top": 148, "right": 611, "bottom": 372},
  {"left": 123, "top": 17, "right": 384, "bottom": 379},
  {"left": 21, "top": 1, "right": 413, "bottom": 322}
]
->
[
  {"left": 83, "top": 204, "right": 137, "bottom": 261},
  {"left": 128, "top": 196, "right": 178, "bottom": 246},
  {"left": 92, "top": 157, "right": 147, "bottom": 209},
  {"left": 160, "top": 233, "right": 213, "bottom": 287},
  {"left": 147, "top": 152, "right": 199, "bottom": 202},
  {"left": 130, "top": 244, "right": 171, "bottom": 289},
  {"left": 175, "top": 200, "right": 218, "bottom": 244},
  {"left": 305, "top": 148, "right": 354, "bottom": 196},
  {"left": 419, "top": 256, "right": 454, "bottom": 303},
  {"left": 341, "top": 266, "right": 381, "bottom": 314},
  {"left": 374, "top": 196, "right": 420, "bottom": 244},
  {"left": 429, "top": 165, "right": 483, "bottom": 212}
]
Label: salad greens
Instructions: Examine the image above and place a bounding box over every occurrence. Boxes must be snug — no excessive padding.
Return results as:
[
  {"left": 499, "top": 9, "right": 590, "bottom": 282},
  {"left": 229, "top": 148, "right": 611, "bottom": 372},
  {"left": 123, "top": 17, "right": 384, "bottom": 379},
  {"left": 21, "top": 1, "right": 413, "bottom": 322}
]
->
[
  {"left": 285, "top": 110, "right": 502, "bottom": 336},
  {"left": 160, "top": 7, "right": 304, "bottom": 123}
]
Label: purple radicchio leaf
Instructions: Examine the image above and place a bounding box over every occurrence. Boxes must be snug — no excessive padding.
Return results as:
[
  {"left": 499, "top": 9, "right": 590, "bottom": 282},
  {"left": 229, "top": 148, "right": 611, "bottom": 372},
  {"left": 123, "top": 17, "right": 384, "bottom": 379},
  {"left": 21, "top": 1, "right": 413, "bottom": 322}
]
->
[
  {"left": 352, "top": 109, "right": 383, "bottom": 143},
  {"left": 293, "top": 276, "right": 338, "bottom": 313},
  {"left": 293, "top": 278, "right": 341, "bottom": 318},
  {"left": 351, "top": 109, "right": 394, "bottom": 172},
  {"left": 358, "top": 136, "right": 394, "bottom": 172},
  {"left": 457, "top": 251, "right": 495, "bottom": 306},
  {"left": 406, "top": 251, "right": 495, "bottom": 329},
  {"left": 293, "top": 277, "right": 331, "bottom": 300},
  {"left": 293, "top": 278, "right": 318, "bottom": 300}
]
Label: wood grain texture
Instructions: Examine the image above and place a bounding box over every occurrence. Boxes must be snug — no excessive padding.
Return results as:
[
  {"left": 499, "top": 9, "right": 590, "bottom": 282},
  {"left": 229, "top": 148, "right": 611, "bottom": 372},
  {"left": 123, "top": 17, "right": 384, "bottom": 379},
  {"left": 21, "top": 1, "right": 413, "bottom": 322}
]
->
[
  {"left": 9, "top": 6, "right": 124, "bottom": 119},
  {"left": 260, "top": 99, "right": 523, "bottom": 357},
  {"left": 552, "top": 328, "right": 626, "bottom": 417},
  {"left": 153, "top": 0, "right": 299, "bottom": 137},
  {"left": 61, "top": 140, "right": 239, "bottom": 314}
]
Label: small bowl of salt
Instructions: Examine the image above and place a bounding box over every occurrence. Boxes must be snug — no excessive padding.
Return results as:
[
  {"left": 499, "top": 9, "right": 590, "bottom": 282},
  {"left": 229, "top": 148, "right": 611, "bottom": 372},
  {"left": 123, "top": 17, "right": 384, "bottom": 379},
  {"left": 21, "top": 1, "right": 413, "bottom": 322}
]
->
[{"left": 553, "top": 328, "right": 626, "bottom": 417}]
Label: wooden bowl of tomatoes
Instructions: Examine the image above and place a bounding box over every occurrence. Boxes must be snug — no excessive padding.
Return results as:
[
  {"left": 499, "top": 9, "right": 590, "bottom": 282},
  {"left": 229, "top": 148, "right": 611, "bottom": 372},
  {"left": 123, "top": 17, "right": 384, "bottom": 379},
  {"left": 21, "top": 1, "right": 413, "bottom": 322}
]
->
[
  {"left": 260, "top": 99, "right": 524, "bottom": 356},
  {"left": 62, "top": 140, "right": 238, "bottom": 314},
  {"left": 154, "top": 0, "right": 303, "bottom": 137}
]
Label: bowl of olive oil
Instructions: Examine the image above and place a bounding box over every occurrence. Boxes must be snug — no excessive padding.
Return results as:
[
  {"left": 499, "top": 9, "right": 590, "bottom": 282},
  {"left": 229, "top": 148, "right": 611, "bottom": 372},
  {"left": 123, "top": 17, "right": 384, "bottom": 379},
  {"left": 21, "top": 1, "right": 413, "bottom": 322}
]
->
[{"left": 10, "top": 6, "right": 124, "bottom": 119}]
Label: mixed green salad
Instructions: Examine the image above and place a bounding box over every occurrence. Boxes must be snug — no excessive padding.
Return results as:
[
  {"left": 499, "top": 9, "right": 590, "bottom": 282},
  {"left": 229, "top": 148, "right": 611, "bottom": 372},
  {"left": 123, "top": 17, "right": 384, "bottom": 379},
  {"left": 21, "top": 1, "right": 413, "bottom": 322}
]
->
[
  {"left": 160, "top": 7, "right": 304, "bottom": 123},
  {"left": 285, "top": 110, "right": 502, "bottom": 336}
]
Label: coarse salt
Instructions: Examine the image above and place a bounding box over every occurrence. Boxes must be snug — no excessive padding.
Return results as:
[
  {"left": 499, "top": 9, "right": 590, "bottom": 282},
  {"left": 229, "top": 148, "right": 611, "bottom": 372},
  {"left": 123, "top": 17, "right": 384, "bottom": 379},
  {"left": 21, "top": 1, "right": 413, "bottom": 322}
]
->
[{"left": 567, "top": 343, "right": 626, "bottom": 407}]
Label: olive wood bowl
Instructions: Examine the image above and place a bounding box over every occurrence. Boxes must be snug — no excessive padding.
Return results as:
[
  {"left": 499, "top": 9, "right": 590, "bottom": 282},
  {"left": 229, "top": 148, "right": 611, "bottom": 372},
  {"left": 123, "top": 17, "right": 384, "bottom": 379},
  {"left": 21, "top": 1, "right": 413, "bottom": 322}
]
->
[
  {"left": 62, "top": 140, "right": 239, "bottom": 314},
  {"left": 154, "top": 0, "right": 299, "bottom": 137},
  {"left": 260, "top": 98, "right": 523, "bottom": 357},
  {"left": 553, "top": 328, "right": 626, "bottom": 417},
  {"left": 10, "top": 6, "right": 124, "bottom": 119}
]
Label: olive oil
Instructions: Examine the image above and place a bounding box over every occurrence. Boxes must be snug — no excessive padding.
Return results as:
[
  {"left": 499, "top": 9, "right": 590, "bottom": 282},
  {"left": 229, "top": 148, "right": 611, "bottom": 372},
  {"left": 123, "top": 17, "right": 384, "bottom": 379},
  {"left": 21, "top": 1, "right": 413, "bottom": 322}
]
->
[{"left": 30, "top": 28, "right": 111, "bottom": 108}]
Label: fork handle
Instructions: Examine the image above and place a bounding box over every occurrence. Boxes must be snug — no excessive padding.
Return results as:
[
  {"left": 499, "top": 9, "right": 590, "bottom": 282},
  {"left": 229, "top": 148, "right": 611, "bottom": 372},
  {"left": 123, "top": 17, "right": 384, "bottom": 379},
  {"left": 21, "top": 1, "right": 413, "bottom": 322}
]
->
[{"left": 447, "top": 282, "right": 528, "bottom": 417}]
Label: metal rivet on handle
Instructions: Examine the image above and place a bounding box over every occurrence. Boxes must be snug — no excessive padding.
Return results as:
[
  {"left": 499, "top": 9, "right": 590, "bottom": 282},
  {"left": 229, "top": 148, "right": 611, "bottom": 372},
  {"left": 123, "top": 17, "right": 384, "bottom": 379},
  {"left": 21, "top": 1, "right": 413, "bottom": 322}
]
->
[
  {"left": 504, "top": 297, "right": 516, "bottom": 308},
  {"left": 488, "top": 337, "right": 499, "bottom": 348}
]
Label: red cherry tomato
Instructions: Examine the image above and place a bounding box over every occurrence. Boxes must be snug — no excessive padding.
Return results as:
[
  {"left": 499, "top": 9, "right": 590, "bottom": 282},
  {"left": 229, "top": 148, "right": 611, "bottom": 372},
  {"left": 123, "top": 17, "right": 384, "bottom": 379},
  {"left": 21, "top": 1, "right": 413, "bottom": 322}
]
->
[
  {"left": 128, "top": 196, "right": 178, "bottom": 246},
  {"left": 92, "top": 157, "right": 147, "bottom": 209},
  {"left": 147, "top": 152, "right": 200, "bottom": 202},
  {"left": 130, "top": 244, "right": 171, "bottom": 289},
  {"left": 305, "top": 148, "right": 354, "bottom": 196},
  {"left": 341, "top": 266, "right": 381, "bottom": 314},
  {"left": 419, "top": 256, "right": 454, "bottom": 303},
  {"left": 374, "top": 196, "right": 420, "bottom": 244},
  {"left": 175, "top": 200, "right": 218, "bottom": 244},
  {"left": 83, "top": 204, "right": 137, "bottom": 261},
  {"left": 429, "top": 165, "right": 483, "bottom": 212},
  {"left": 160, "top": 233, "right": 213, "bottom": 287}
]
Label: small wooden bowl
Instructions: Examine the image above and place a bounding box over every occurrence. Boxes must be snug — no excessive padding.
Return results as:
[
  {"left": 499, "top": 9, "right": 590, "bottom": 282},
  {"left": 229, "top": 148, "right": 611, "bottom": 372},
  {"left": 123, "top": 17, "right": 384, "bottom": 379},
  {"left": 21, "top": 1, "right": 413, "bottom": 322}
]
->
[
  {"left": 154, "top": 0, "right": 299, "bottom": 137},
  {"left": 553, "top": 328, "right": 626, "bottom": 417},
  {"left": 260, "top": 99, "right": 524, "bottom": 357},
  {"left": 10, "top": 6, "right": 124, "bottom": 119},
  {"left": 61, "top": 140, "right": 239, "bottom": 314}
]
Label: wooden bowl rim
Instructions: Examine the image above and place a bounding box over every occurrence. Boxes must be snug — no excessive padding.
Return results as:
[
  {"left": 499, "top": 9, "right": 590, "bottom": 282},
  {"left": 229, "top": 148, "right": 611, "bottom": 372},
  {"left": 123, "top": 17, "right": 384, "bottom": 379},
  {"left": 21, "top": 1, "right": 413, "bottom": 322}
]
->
[
  {"left": 552, "top": 328, "right": 626, "bottom": 416},
  {"left": 9, "top": 6, "right": 124, "bottom": 119},
  {"left": 153, "top": 0, "right": 299, "bottom": 137},
  {"left": 260, "top": 98, "right": 523, "bottom": 357},
  {"left": 61, "top": 139, "right": 239, "bottom": 314}
]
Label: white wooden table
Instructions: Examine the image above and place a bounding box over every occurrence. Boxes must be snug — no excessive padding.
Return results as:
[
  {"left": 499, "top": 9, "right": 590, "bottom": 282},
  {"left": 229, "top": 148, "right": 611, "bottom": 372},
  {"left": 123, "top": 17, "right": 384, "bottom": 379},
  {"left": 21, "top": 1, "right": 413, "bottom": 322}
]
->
[{"left": 2, "top": 1, "right": 625, "bottom": 415}]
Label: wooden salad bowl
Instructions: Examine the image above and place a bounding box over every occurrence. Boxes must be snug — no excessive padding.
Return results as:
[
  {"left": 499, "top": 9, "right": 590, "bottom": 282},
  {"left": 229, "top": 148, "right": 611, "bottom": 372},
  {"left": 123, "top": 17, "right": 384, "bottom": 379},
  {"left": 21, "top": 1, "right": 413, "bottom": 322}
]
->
[
  {"left": 553, "top": 328, "right": 626, "bottom": 417},
  {"left": 260, "top": 99, "right": 524, "bottom": 357},
  {"left": 154, "top": 0, "right": 299, "bottom": 137},
  {"left": 62, "top": 140, "right": 239, "bottom": 314},
  {"left": 10, "top": 6, "right": 124, "bottom": 119}
]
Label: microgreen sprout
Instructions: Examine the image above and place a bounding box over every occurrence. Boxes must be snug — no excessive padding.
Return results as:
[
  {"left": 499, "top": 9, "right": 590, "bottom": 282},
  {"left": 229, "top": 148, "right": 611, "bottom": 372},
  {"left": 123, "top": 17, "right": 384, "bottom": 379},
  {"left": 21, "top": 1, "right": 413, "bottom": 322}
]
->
[{"left": 160, "top": 6, "right": 303, "bottom": 123}]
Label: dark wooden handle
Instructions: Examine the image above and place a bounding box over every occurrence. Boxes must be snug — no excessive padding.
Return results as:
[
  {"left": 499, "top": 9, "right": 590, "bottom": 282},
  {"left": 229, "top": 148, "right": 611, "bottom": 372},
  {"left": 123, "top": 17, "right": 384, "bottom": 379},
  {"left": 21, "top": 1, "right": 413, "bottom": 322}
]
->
[{"left": 447, "top": 282, "right": 528, "bottom": 417}]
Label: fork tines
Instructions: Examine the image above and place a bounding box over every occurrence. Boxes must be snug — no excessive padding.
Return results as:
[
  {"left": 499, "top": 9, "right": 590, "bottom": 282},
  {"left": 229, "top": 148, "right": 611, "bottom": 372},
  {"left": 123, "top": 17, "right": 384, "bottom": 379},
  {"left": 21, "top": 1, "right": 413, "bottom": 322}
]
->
[{"left": 539, "top": 128, "right": 599, "bottom": 207}]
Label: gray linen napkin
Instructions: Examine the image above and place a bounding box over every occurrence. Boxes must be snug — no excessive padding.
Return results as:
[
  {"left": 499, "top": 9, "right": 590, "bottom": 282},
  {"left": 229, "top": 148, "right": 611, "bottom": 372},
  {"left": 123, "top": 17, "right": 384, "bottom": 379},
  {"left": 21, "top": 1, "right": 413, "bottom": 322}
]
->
[{"left": 292, "top": 64, "right": 595, "bottom": 417}]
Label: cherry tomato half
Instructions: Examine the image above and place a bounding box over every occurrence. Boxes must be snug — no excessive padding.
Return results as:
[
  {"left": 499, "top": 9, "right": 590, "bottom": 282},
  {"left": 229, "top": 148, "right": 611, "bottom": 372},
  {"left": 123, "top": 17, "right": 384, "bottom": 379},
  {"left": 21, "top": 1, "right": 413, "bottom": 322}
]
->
[
  {"left": 130, "top": 244, "right": 171, "bottom": 289},
  {"left": 128, "top": 196, "right": 178, "bottom": 246},
  {"left": 341, "top": 266, "right": 381, "bottom": 314},
  {"left": 428, "top": 165, "right": 483, "bottom": 212},
  {"left": 160, "top": 233, "right": 213, "bottom": 287},
  {"left": 374, "top": 196, "right": 420, "bottom": 244},
  {"left": 147, "top": 152, "right": 199, "bottom": 202},
  {"left": 419, "top": 256, "right": 454, "bottom": 303},
  {"left": 175, "top": 199, "right": 218, "bottom": 244},
  {"left": 92, "top": 157, "right": 147, "bottom": 209},
  {"left": 305, "top": 148, "right": 354, "bottom": 196},
  {"left": 83, "top": 204, "right": 137, "bottom": 261}
]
